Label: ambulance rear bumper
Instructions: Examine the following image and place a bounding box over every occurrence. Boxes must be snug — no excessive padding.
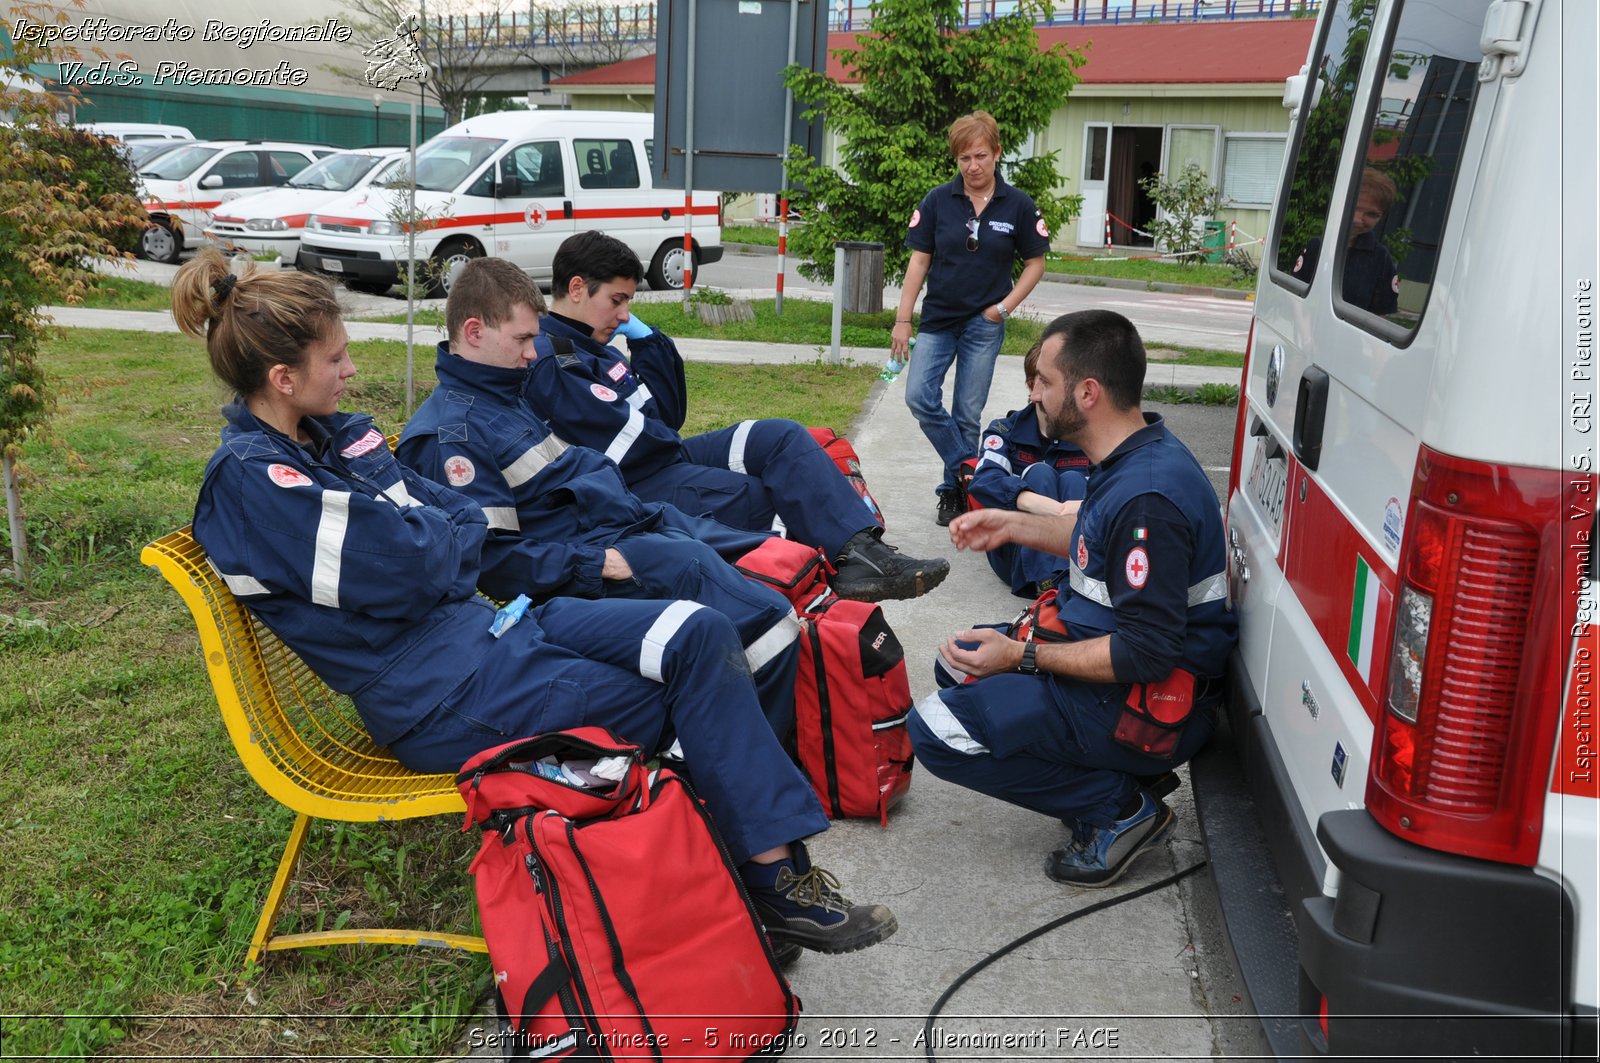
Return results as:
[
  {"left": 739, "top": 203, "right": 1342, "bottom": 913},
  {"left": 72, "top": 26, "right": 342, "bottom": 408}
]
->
[{"left": 1208, "top": 650, "right": 1594, "bottom": 1060}]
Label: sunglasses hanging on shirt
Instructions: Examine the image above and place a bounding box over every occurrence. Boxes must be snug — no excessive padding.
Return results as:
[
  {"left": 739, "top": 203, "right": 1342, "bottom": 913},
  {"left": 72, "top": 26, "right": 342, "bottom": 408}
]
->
[{"left": 965, "top": 217, "right": 980, "bottom": 252}]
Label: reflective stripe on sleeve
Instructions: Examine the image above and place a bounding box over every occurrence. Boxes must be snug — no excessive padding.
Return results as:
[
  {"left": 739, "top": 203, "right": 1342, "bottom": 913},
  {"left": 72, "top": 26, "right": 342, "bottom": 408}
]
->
[
  {"left": 744, "top": 608, "right": 801, "bottom": 674},
  {"left": 501, "top": 435, "right": 569, "bottom": 489},
  {"left": 209, "top": 559, "right": 269, "bottom": 598},
  {"left": 382, "top": 480, "right": 421, "bottom": 508},
  {"left": 728, "top": 419, "right": 756, "bottom": 473},
  {"left": 310, "top": 490, "right": 351, "bottom": 608},
  {"left": 604, "top": 408, "right": 646, "bottom": 466},
  {"left": 638, "top": 600, "right": 706, "bottom": 682},
  {"left": 911, "top": 691, "right": 989, "bottom": 755},
  {"left": 481, "top": 507, "right": 520, "bottom": 531},
  {"left": 1071, "top": 559, "right": 1231, "bottom": 609},
  {"left": 626, "top": 384, "right": 653, "bottom": 411},
  {"left": 976, "top": 451, "right": 1013, "bottom": 474}
]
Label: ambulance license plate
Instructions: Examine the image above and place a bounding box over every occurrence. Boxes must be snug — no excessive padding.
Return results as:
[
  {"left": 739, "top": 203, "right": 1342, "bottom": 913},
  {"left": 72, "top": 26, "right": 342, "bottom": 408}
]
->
[
  {"left": 1248, "top": 442, "right": 1287, "bottom": 539},
  {"left": 321, "top": 258, "right": 343, "bottom": 273}
]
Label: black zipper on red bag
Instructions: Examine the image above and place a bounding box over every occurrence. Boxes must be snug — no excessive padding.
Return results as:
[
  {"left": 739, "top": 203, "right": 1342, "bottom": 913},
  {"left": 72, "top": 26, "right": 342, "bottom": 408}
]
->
[
  {"left": 807, "top": 621, "right": 844, "bottom": 817},
  {"left": 526, "top": 817, "right": 613, "bottom": 1062},
  {"left": 565, "top": 820, "right": 661, "bottom": 1062}
]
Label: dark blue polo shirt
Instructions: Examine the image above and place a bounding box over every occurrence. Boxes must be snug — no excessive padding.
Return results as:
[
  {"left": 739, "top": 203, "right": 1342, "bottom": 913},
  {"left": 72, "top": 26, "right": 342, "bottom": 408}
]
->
[{"left": 905, "top": 175, "right": 1050, "bottom": 332}]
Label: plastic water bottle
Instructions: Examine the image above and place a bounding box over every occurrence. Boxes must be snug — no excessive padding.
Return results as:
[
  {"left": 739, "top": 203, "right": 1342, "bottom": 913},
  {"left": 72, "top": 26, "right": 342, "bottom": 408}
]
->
[{"left": 881, "top": 337, "right": 913, "bottom": 381}]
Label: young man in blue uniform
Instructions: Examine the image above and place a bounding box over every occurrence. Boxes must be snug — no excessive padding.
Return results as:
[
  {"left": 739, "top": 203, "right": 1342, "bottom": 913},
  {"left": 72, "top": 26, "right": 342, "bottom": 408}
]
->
[
  {"left": 395, "top": 257, "right": 803, "bottom": 740},
  {"left": 909, "top": 310, "right": 1238, "bottom": 887},
  {"left": 523, "top": 230, "right": 950, "bottom": 603},
  {"left": 965, "top": 341, "right": 1090, "bottom": 597}
]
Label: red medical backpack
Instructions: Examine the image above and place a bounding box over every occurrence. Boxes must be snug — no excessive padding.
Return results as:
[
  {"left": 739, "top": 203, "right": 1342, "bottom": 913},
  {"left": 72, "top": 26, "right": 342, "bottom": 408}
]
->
[
  {"left": 807, "top": 427, "right": 886, "bottom": 530},
  {"left": 457, "top": 728, "right": 798, "bottom": 1059}
]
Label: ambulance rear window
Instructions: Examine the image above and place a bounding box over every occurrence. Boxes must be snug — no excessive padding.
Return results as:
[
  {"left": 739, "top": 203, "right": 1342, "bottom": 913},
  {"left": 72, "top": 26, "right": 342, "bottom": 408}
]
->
[
  {"left": 1269, "top": 0, "right": 1375, "bottom": 287},
  {"left": 1329, "top": 0, "right": 1489, "bottom": 334}
]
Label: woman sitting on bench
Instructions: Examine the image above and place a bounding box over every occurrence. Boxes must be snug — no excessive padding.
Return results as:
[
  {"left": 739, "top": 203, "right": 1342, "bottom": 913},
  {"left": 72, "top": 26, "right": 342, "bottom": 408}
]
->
[{"left": 170, "top": 249, "right": 896, "bottom": 957}]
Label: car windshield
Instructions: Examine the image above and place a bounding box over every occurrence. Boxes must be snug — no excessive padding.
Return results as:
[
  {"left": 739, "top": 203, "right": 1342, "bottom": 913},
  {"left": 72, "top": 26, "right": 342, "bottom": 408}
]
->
[
  {"left": 128, "top": 140, "right": 190, "bottom": 166},
  {"left": 140, "top": 144, "right": 221, "bottom": 179},
  {"left": 370, "top": 155, "right": 412, "bottom": 187},
  {"left": 412, "top": 137, "right": 503, "bottom": 191},
  {"left": 288, "top": 152, "right": 386, "bottom": 191}
]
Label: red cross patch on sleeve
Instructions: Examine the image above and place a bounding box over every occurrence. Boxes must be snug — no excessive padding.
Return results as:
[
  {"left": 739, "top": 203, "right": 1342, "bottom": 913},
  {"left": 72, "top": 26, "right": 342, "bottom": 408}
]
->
[{"left": 1125, "top": 546, "right": 1150, "bottom": 588}]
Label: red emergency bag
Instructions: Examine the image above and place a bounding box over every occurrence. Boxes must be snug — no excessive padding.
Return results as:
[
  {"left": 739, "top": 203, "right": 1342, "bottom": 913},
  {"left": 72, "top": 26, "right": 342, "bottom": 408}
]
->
[
  {"left": 457, "top": 728, "right": 798, "bottom": 1059},
  {"left": 808, "top": 426, "right": 886, "bottom": 530},
  {"left": 736, "top": 541, "right": 914, "bottom": 824}
]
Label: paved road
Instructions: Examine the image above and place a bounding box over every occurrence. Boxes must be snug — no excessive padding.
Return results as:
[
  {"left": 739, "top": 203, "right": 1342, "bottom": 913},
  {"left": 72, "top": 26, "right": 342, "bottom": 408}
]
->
[{"left": 697, "top": 249, "right": 1256, "bottom": 352}]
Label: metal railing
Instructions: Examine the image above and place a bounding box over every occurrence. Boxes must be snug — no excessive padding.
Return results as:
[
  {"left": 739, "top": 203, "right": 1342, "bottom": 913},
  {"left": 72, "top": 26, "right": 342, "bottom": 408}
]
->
[{"left": 422, "top": 0, "right": 1320, "bottom": 49}]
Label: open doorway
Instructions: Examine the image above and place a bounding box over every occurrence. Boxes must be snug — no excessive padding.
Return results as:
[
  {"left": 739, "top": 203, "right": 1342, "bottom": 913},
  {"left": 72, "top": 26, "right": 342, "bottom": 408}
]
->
[{"left": 1106, "top": 126, "right": 1163, "bottom": 246}]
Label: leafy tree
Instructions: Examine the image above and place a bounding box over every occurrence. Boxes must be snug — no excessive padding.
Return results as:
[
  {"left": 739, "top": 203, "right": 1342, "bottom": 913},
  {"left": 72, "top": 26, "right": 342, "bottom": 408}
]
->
[
  {"left": 1, "top": 0, "right": 147, "bottom": 586},
  {"left": 782, "top": 0, "right": 1084, "bottom": 284},
  {"left": 1140, "top": 163, "right": 1224, "bottom": 256}
]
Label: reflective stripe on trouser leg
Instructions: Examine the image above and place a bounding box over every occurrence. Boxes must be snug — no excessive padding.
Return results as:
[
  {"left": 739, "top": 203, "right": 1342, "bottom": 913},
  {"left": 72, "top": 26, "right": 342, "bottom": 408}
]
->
[
  {"left": 911, "top": 690, "right": 989, "bottom": 754},
  {"left": 638, "top": 599, "right": 706, "bottom": 682}
]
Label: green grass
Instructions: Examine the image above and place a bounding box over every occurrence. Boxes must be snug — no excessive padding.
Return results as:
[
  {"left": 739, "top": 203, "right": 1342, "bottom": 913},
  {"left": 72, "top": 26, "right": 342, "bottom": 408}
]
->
[
  {"left": 1147, "top": 344, "right": 1246, "bottom": 368},
  {"left": 1046, "top": 253, "right": 1254, "bottom": 291},
  {"left": 73, "top": 273, "right": 175, "bottom": 312},
  {"left": 721, "top": 224, "right": 781, "bottom": 247},
  {"left": 0, "top": 328, "right": 876, "bottom": 1059},
  {"left": 362, "top": 299, "right": 1045, "bottom": 358}
]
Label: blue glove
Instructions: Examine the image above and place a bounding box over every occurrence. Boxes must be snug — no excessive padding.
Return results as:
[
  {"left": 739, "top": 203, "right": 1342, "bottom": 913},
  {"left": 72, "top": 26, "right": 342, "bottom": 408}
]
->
[{"left": 613, "top": 314, "right": 652, "bottom": 341}]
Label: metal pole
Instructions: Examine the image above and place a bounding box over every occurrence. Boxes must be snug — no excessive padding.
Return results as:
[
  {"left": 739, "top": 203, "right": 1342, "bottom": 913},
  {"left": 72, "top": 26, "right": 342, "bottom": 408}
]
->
[
  {"left": 776, "top": 0, "right": 801, "bottom": 315},
  {"left": 681, "top": 0, "right": 697, "bottom": 303},
  {"left": 405, "top": 83, "right": 419, "bottom": 418},
  {"left": 828, "top": 244, "right": 844, "bottom": 364},
  {"left": 3, "top": 451, "right": 26, "bottom": 584}
]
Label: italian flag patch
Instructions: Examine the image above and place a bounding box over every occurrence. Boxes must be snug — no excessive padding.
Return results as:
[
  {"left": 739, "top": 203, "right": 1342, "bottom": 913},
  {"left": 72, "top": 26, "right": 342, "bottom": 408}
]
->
[
  {"left": 1133, "top": 527, "right": 1148, "bottom": 541},
  {"left": 1346, "top": 556, "right": 1391, "bottom": 687}
]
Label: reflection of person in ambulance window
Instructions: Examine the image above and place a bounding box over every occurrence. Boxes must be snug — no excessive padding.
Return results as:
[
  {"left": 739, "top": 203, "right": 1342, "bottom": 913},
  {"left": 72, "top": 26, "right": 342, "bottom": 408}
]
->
[
  {"left": 909, "top": 310, "right": 1238, "bottom": 889},
  {"left": 1292, "top": 166, "right": 1401, "bottom": 314},
  {"left": 172, "top": 248, "right": 898, "bottom": 958},
  {"left": 965, "top": 339, "right": 1089, "bottom": 598}
]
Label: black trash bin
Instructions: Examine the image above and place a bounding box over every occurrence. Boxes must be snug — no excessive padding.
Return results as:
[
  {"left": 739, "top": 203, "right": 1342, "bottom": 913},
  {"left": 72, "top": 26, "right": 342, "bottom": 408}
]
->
[{"left": 835, "top": 240, "right": 885, "bottom": 314}]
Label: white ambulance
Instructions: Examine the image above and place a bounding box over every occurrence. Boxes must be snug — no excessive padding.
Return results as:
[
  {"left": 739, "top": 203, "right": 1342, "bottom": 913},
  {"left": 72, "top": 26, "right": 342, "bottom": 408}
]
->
[
  {"left": 1213, "top": 0, "right": 1597, "bottom": 1058},
  {"left": 296, "top": 110, "right": 723, "bottom": 296}
]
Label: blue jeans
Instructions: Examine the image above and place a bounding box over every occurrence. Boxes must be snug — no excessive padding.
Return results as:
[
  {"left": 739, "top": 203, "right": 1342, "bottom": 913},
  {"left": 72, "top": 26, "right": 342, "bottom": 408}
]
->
[{"left": 904, "top": 313, "right": 1007, "bottom": 493}]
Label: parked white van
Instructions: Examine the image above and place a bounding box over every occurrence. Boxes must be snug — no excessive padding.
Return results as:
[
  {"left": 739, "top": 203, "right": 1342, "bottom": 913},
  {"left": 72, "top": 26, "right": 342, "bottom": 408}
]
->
[
  {"left": 296, "top": 110, "right": 722, "bottom": 296},
  {"left": 1207, "top": 0, "right": 1597, "bottom": 1058},
  {"left": 203, "top": 147, "right": 408, "bottom": 267},
  {"left": 79, "top": 121, "right": 194, "bottom": 141}
]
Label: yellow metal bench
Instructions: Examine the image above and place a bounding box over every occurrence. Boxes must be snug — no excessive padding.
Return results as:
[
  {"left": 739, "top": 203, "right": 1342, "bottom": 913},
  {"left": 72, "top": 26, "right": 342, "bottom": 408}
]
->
[{"left": 142, "top": 526, "right": 486, "bottom": 970}]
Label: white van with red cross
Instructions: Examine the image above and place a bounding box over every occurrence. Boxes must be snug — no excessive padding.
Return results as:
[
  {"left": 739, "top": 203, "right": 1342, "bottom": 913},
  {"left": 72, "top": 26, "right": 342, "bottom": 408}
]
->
[
  {"left": 295, "top": 110, "right": 722, "bottom": 297},
  {"left": 1207, "top": 0, "right": 1597, "bottom": 1058}
]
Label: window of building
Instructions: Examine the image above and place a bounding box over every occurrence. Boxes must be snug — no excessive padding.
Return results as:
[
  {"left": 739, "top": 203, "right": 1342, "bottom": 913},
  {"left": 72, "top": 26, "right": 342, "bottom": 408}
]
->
[{"left": 1222, "top": 135, "right": 1285, "bottom": 208}]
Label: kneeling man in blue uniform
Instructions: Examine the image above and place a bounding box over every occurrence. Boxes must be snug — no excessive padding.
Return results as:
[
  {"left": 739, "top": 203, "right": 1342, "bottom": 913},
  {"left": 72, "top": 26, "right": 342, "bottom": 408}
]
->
[
  {"left": 909, "top": 309, "right": 1237, "bottom": 887},
  {"left": 524, "top": 230, "right": 950, "bottom": 603}
]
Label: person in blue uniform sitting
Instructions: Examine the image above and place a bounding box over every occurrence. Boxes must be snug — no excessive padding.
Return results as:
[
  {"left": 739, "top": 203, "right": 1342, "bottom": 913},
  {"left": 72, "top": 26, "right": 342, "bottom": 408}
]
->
[
  {"left": 523, "top": 230, "right": 950, "bottom": 604},
  {"left": 909, "top": 309, "right": 1238, "bottom": 888},
  {"left": 395, "top": 257, "right": 802, "bottom": 741},
  {"left": 965, "top": 340, "right": 1090, "bottom": 597},
  {"left": 171, "top": 248, "right": 897, "bottom": 956}
]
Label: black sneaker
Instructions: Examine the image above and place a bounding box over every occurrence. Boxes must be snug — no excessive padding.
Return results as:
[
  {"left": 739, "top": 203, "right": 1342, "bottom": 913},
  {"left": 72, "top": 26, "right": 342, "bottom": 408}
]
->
[
  {"left": 830, "top": 529, "right": 950, "bottom": 602},
  {"left": 1046, "top": 791, "right": 1175, "bottom": 888},
  {"left": 742, "top": 844, "right": 897, "bottom": 954},
  {"left": 935, "top": 486, "right": 965, "bottom": 527}
]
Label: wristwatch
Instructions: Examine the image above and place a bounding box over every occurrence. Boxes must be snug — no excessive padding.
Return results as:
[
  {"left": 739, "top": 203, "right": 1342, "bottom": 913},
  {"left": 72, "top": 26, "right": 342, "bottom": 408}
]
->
[
  {"left": 994, "top": 303, "right": 1011, "bottom": 320},
  {"left": 1017, "top": 641, "right": 1041, "bottom": 675}
]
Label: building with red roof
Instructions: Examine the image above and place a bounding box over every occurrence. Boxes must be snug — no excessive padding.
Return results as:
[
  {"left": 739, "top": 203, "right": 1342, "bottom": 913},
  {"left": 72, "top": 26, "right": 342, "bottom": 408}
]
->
[{"left": 552, "top": 19, "right": 1315, "bottom": 249}]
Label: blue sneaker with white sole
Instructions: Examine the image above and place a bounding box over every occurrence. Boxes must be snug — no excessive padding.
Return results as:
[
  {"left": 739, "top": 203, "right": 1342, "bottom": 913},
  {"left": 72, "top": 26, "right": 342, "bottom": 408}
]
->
[{"left": 1046, "top": 791, "right": 1175, "bottom": 887}]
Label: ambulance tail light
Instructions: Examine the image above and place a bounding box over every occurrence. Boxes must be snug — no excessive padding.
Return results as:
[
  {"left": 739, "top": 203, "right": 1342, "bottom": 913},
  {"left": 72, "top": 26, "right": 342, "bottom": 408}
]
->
[{"left": 1367, "top": 447, "right": 1576, "bottom": 866}]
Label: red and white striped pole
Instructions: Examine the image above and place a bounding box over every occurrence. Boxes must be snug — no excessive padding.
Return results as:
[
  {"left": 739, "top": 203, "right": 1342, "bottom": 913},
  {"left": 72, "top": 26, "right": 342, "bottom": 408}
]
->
[
  {"left": 1227, "top": 219, "right": 1237, "bottom": 253},
  {"left": 681, "top": 190, "right": 694, "bottom": 298},
  {"left": 1104, "top": 213, "right": 1112, "bottom": 249},
  {"left": 775, "top": 195, "right": 789, "bottom": 315}
]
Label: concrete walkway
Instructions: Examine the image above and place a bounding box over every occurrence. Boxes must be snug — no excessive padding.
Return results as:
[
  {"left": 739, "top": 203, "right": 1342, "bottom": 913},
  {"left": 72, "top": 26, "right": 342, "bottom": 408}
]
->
[{"left": 50, "top": 273, "right": 1260, "bottom": 1058}]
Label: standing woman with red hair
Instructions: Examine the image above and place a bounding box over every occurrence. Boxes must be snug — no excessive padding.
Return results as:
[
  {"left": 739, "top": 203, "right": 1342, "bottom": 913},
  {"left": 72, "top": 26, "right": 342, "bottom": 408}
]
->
[{"left": 891, "top": 110, "right": 1051, "bottom": 528}]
